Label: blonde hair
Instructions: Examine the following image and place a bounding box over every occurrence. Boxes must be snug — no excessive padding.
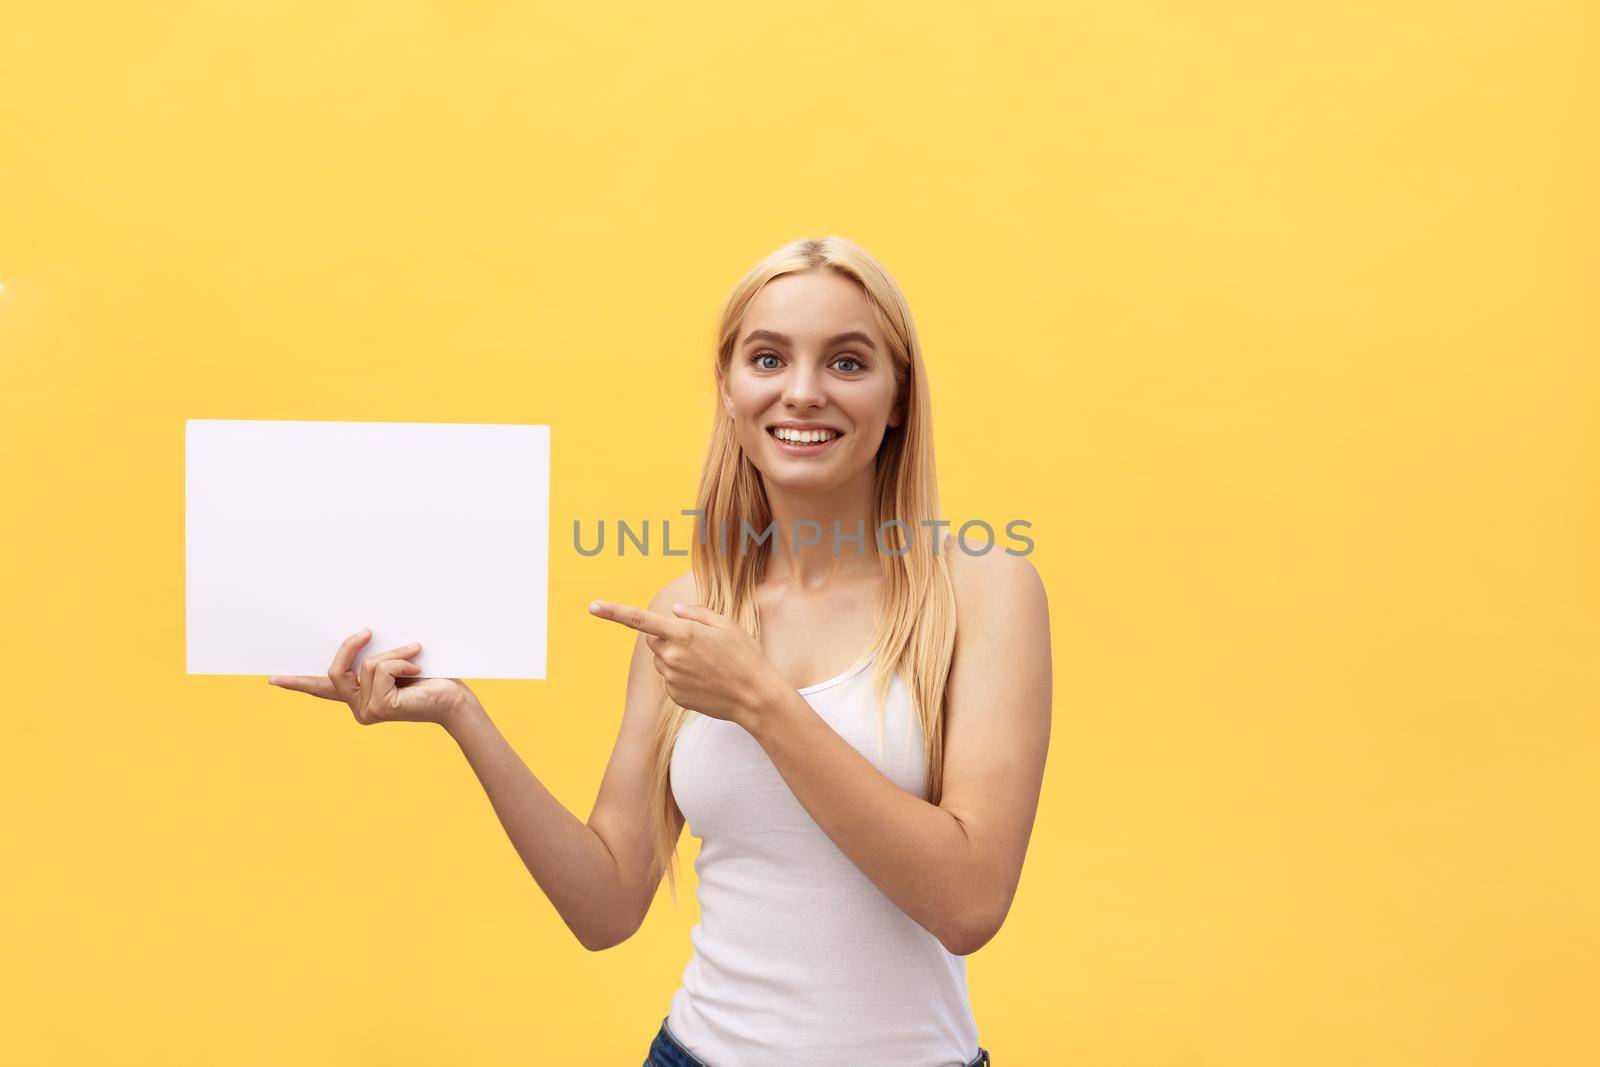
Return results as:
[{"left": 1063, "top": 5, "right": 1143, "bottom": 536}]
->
[{"left": 646, "top": 235, "right": 957, "bottom": 899}]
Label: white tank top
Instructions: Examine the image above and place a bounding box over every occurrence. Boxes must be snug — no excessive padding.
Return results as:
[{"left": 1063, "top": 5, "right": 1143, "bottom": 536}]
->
[{"left": 666, "top": 652, "right": 981, "bottom": 1066}]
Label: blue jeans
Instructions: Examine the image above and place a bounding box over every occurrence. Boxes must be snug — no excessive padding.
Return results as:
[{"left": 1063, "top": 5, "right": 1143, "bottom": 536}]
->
[{"left": 643, "top": 1016, "right": 992, "bottom": 1066}]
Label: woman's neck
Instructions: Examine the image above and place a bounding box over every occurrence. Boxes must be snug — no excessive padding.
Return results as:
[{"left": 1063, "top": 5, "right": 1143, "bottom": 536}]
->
[{"left": 761, "top": 467, "right": 883, "bottom": 589}]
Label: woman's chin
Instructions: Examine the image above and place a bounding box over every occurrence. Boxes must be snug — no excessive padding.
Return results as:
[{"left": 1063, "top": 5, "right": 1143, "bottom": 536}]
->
[
  {"left": 743, "top": 434, "right": 875, "bottom": 494},
  {"left": 761, "top": 469, "right": 836, "bottom": 492},
  {"left": 754, "top": 458, "right": 857, "bottom": 494}
]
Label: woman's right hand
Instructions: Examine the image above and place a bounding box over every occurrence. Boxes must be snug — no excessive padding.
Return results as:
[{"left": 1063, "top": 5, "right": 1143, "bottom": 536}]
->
[{"left": 268, "top": 627, "right": 479, "bottom": 729}]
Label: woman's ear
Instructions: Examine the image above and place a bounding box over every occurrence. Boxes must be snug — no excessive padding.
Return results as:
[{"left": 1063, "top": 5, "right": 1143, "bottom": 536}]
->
[
  {"left": 718, "top": 373, "right": 735, "bottom": 418},
  {"left": 887, "top": 401, "right": 904, "bottom": 428}
]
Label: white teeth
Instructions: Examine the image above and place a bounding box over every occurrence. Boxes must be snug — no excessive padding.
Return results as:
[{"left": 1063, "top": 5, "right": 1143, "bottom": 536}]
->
[{"left": 773, "top": 427, "right": 837, "bottom": 444}]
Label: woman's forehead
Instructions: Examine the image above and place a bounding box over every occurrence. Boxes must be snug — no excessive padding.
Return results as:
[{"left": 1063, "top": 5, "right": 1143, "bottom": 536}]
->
[{"left": 742, "top": 273, "right": 884, "bottom": 347}]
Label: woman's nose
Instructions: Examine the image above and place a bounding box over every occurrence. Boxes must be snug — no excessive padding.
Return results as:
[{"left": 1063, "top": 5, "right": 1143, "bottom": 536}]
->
[{"left": 782, "top": 365, "right": 825, "bottom": 410}]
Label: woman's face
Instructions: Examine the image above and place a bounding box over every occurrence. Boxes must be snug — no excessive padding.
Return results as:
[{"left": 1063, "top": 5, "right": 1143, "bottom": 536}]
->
[{"left": 720, "top": 270, "right": 903, "bottom": 495}]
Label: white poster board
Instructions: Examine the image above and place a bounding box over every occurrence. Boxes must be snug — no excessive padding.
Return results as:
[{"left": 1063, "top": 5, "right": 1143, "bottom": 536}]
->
[{"left": 186, "top": 419, "right": 549, "bottom": 680}]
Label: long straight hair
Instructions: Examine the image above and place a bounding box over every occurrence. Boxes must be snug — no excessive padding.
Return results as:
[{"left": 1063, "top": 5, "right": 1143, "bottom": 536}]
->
[{"left": 645, "top": 235, "right": 958, "bottom": 898}]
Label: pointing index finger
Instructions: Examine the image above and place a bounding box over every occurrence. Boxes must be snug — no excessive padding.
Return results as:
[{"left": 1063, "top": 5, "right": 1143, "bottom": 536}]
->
[
  {"left": 589, "top": 600, "right": 678, "bottom": 638},
  {"left": 268, "top": 675, "right": 338, "bottom": 699}
]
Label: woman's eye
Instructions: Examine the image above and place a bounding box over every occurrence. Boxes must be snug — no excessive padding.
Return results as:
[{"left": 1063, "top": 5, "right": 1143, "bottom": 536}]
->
[{"left": 750, "top": 350, "right": 863, "bottom": 372}]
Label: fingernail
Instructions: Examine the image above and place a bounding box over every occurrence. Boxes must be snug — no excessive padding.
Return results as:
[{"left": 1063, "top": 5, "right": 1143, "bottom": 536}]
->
[{"left": 588, "top": 601, "right": 601, "bottom": 613}]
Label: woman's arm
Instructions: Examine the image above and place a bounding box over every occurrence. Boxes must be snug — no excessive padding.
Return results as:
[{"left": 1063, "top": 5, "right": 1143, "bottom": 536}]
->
[
  {"left": 738, "top": 550, "right": 1051, "bottom": 956},
  {"left": 446, "top": 574, "right": 691, "bottom": 951}
]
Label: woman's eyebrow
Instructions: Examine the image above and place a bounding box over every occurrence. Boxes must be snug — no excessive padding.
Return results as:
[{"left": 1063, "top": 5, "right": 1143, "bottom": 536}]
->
[{"left": 741, "top": 328, "right": 877, "bottom": 351}]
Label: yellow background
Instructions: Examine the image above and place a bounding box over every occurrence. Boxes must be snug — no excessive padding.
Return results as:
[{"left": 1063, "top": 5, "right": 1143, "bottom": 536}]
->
[{"left": 2, "top": 2, "right": 1594, "bottom": 1063}]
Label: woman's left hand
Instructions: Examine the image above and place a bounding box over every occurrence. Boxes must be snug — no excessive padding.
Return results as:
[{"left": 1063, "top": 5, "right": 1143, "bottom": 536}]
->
[{"left": 589, "top": 599, "right": 785, "bottom": 725}]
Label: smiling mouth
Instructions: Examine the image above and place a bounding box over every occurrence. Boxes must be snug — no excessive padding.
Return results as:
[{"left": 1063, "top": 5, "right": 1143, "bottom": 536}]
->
[{"left": 767, "top": 426, "right": 843, "bottom": 453}]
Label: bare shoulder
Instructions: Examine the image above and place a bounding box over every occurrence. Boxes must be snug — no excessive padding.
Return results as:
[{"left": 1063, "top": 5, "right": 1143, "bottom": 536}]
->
[
  {"left": 647, "top": 569, "right": 700, "bottom": 614},
  {"left": 942, "top": 532, "right": 1047, "bottom": 622}
]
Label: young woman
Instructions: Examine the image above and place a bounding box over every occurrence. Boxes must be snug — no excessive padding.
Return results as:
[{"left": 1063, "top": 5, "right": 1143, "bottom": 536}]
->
[{"left": 270, "top": 236, "right": 1052, "bottom": 1066}]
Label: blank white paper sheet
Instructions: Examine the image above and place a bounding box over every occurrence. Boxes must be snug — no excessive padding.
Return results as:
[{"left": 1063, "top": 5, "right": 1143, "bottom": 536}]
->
[{"left": 186, "top": 419, "right": 549, "bottom": 679}]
